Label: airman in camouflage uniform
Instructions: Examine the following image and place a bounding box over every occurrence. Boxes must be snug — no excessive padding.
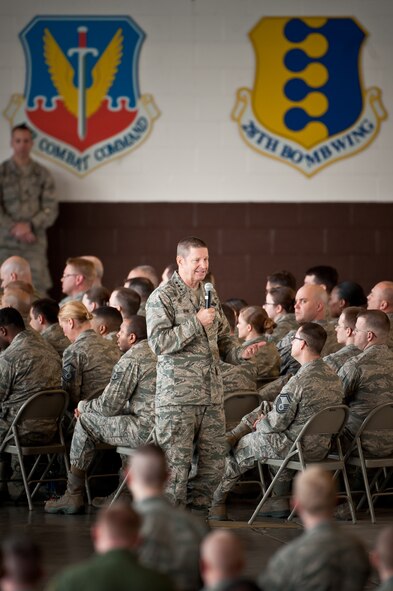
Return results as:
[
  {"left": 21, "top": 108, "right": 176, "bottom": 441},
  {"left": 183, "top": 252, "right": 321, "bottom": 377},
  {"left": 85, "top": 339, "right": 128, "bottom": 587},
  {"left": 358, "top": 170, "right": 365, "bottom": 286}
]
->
[
  {"left": 0, "top": 308, "right": 61, "bottom": 499},
  {"left": 209, "top": 323, "right": 344, "bottom": 518},
  {"left": 127, "top": 445, "right": 206, "bottom": 591},
  {"left": 146, "top": 237, "right": 260, "bottom": 512},
  {"left": 259, "top": 467, "right": 370, "bottom": 591},
  {"left": 0, "top": 126, "right": 57, "bottom": 293},
  {"left": 62, "top": 329, "right": 120, "bottom": 405},
  {"left": 366, "top": 281, "right": 393, "bottom": 350},
  {"left": 324, "top": 344, "right": 360, "bottom": 373},
  {"left": 338, "top": 310, "right": 393, "bottom": 455},
  {"left": 45, "top": 316, "right": 156, "bottom": 514},
  {"left": 277, "top": 284, "right": 342, "bottom": 376},
  {"left": 323, "top": 307, "right": 362, "bottom": 373}
]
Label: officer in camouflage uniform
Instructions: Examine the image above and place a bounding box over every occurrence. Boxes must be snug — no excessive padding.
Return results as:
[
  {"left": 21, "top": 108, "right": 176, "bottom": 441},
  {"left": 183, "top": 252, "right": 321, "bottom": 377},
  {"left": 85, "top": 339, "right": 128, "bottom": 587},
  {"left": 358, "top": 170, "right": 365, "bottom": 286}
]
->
[
  {"left": 45, "top": 316, "right": 156, "bottom": 514},
  {"left": 338, "top": 310, "right": 393, "bottom": 455},
  {"left": 0, "top": 125, "right": 57, "bottom": 293},
  {"left": 264, "top": 286, "right": 298, "bottom": 343},
  {"left": 277, "top": 284, "right": 342, "bottom": 376},
  {"left": 126, "top": 444, "right": 206, "bottom": 591},
  {"left": 367, "top": 281, "right": 393, "bottom": 351},
  {"left": 59, "top": 302, "right": 120, "bottom": 406},
  {"left": 0, "top": 307, "right": 61, "bottom": 500},
  {"left": 209, "top": 323, "right": 344, "bottom": 520},
  {"left": 259, "top": 467, "right": 370, "bottom": 591},
  {"left": 146, "top": 237, "right": 262, "bottom": 513},
  {"left": 91, "top": 306, "right": 123, "bottom": 347},
  {"left": 29, "top": 298, "right": 70, "bottom": 357},
  {"left": 323, "top": 307, "right": 361, "bottom": 373}
]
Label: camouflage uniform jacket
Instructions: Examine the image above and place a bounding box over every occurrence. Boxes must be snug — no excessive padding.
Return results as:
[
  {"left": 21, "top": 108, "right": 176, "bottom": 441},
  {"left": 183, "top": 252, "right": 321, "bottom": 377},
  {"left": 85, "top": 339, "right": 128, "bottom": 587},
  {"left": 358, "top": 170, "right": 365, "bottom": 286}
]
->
[
  {"left": 259, "top": 521, "right": 370, "bottom": 591},
  {"left": 146, "top": 272, "right": 241, "bottom": 407},
  {"left": 268, "top": 313, "right": 298, "bottom": 344},
  {"left": 42, "top": 323, "right": 71, "bottom": 357},
  {"left": 0, "top": 158, "right": 57, "bottom": 290},
  {"left": 244, "top": 335, "right": 280, "bottom": 379},
  {"left": 323, "top": 344, "right": 361, "bottom": 373},
  {"left": 62, "top": 329, "right": 120, "bottom": 405},
  {"left": 245, "top": 358, "right": 344, "bottom": 459},
  {"left": 277, "top": 319, "right": 342, "bottom": 376},
  {"left": 59, "top": 292, "right": 85, "bottom": 307},
  {"left": 134, "top": 495, "right": 207, "bottom": 591},
  {"left": 338, "top": 344, "right": 393, "bottom": 454},
  {"left": 387, "top": 312, "right": 393, "bottom": 351},
  {"left": 0, "top": 329, "right": 61, "bottom": 421},
  {"left": 78, "top": 340, "right": 156, "bottom": 429}
]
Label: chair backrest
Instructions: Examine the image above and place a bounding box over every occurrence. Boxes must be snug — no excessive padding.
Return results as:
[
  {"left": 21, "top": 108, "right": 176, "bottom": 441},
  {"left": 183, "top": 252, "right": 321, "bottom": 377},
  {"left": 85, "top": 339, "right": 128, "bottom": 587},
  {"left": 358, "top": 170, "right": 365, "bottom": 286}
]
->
[
  {"left": 298, "top": 405, "right": 349, "bottom": 439},
  {"left": 11, "top": 389, "right": 69, "bottom": 425},
  {"left": 224, "top": 392, "right": 261, "bottom": 424},
  {"left": 356, "top": 402, "right": 393, "bottom": 434}
]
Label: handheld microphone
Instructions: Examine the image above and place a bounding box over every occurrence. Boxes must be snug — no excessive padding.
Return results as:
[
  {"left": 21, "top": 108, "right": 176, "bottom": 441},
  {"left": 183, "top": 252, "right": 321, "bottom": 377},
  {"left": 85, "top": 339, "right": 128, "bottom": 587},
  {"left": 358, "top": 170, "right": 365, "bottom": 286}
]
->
[{"left": 204, "top": 282, "right": 213, "bottom": 309}]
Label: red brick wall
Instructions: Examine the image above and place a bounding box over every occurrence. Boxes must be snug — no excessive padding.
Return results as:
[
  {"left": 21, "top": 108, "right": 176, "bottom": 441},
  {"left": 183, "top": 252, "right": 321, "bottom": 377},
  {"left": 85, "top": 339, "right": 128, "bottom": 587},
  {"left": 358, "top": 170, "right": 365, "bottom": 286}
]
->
[{"left": 48, "top": 202, "right": 393, "bottom": 303}]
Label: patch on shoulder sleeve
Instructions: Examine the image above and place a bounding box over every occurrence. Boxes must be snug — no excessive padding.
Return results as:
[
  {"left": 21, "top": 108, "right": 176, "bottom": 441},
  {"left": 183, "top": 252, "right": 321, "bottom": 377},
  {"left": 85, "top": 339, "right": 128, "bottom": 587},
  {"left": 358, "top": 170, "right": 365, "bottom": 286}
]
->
[
  {"left": 62, "top": 364, "right": 76, "bottom": 383},
  {"left": 275, "top": 392, "right": 292, "bottom": 414}
]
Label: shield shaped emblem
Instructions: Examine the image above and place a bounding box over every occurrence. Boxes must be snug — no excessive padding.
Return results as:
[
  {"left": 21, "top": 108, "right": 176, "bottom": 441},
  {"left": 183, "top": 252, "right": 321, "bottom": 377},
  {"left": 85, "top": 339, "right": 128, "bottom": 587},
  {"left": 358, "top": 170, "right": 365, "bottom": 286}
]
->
[
  {"left": 232, "top": 16, "right": 387, "bottom": 175},
  {"left": 3, "top": 16, "right": 160, "bottom": 175}
]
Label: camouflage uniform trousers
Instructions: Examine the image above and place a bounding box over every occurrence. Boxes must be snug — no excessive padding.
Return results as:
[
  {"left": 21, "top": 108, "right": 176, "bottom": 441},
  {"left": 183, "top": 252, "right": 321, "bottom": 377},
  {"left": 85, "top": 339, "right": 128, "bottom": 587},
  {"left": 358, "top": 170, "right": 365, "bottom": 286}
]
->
[
  {"left": 156, "top": 404, "right": 226, "bottom": 509},
  {"left": 213, "top": 429, "right": 312, "bottom": 504},
  {"left": 70, "top": 411, "right": 151, "bottom": 472}
]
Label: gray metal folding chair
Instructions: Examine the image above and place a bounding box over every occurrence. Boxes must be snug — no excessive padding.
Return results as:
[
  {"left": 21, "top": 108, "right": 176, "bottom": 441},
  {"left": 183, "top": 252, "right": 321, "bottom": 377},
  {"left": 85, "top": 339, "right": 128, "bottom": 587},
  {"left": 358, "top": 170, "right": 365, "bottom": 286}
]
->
[
  {"left": 248, "top": 405, "right": 356, "bottom": 525},
  {"left": 224, "top": 391, "right": 262, "bottom": 431},
  {"left": 109, "top": 427, "right": 158, "bottom": 506},
  {"left": 0, "top": 389, "right": 69, "bottom": 510},
  {"left": 345, "top": 401, "right": 393, "bottom": 523}
]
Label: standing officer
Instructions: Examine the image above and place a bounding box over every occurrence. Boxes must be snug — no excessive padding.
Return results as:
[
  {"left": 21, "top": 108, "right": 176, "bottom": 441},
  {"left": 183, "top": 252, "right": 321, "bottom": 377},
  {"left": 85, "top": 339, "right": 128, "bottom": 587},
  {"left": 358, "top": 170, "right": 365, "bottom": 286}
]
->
[
  {"left": 146, "top": 236, "right": 260, "bottom": 514},
  {"left": 0, "top": 124, "right": 57, "bottom": 293}
]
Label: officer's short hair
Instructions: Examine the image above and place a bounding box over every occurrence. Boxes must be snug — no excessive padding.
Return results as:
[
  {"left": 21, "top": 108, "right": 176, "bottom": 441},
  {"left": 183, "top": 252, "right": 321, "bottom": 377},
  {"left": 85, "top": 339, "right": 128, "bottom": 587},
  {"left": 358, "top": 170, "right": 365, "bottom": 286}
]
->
[
  {"left": 96, "top": 504, "right": 141, "bottom": 542},
  {"left": 294, "top": 467, "right": 336, "bottom": 515},
  {"left": 334, "top": 281, "right": 367, "bottom": 307},
  {"left": 66, "top": 257, "right": 96, "bottom": 282},
  {"left": 305, "top": 265, "right": 338, "bottom": 293},
  {"left": 31, "top": 298, "right": 59, "bottom": 325},
  {"left": 0, "top": 307, "right": 25, "bottom": 330},
  {"left": 177, "top": 236, "right": 207, "bottom": 258},
  {"left": 268, "top": 287, "right": 296, "bottom": 313},
  {"left": 125, "top": 277, "right": 154, "bottom": 301},
  {"left": 11, "top": 123, "right": 33, "bottom": 137},
  {"left": 112, "top": 287, "right": 141, "bottom": 318},
  {"left": 357, "top": 310, "right": 390, "bottom": 338},
  {"left": 297, "top": 322, "right": 327, "bottom": 355},
  {"left": 2, "top": 535, "right": 42, "bottom": 586},
  {"left": 92, "top": 306, "right": 122, "bottom": 333},
  {"left": 124, "top": 315, "right": 147, "bottom": 341},
  {"left": 340, "top": 306, "right": 363, "bottom": 331},
  {"left": 84, "top": 286, "right": 110, "bottom": 308},
  {"left": 130, "top": 444, "right": 167, "bottom": 487},
  {"left": 267, "top": 270, "right": 297, "bottom": 291}
]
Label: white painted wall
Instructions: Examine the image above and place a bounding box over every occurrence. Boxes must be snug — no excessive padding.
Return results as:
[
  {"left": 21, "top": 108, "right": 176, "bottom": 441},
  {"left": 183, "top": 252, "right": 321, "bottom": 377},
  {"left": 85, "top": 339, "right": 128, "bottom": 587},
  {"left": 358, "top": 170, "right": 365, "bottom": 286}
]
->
[{"left": 0, "top": 0, "right": 392, "bottom": 202}]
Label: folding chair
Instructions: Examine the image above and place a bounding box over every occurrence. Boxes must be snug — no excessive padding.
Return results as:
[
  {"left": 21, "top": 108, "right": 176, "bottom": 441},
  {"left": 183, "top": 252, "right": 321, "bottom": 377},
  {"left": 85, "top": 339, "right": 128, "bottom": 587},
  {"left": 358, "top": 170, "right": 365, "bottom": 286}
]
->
[
  {"left": 0, "top": 389, "right": 69, "bottom": 510},
  {"left": 345, "top": 401, "right": 393, "bottom": 524},
  {"left": 248, "top": 405, "right": 356, "bottom": 525},
  {"left": 107, "top": 428, "right": 158, "bottom": 506},
  {"left": 224, "top": 391, "right": 262, "bottom": 431},
  {"left": 84, "top": 442, "right": 118, "bottom": 505}
]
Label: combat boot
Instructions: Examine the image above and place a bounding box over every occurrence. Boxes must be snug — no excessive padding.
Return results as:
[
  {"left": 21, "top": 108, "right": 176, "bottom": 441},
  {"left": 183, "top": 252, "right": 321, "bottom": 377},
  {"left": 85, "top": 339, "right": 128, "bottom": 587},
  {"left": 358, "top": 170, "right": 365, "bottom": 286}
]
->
[
  {"left": 207, "top": 503, "right": 228, "bottom": 521},
  {"left": 92, "top": 488, "right": 131, "bottom": 509},
  {"left": 257, "top": 496, "right": 290, "bottom": 519},
  {"left": 44, "top": 469, "right": 85, "bottom": 514},
  {"left": 226, "top": 422, "right": 252, "bottom": 449}
]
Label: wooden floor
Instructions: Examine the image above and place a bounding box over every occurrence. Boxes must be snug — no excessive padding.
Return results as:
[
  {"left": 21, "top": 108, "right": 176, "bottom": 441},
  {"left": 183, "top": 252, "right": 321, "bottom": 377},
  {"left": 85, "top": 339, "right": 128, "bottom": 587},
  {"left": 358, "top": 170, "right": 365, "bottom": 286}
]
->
[{"left": 0, "top": 494, "right": 391, "bottom": 589}]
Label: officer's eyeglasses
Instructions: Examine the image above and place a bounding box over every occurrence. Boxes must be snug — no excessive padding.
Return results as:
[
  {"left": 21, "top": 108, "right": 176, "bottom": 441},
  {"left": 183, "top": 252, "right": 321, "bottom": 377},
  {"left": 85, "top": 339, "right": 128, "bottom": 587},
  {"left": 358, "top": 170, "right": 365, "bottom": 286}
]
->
[{"left": 292, "top": 336, "right": 308, "bottom": 346}]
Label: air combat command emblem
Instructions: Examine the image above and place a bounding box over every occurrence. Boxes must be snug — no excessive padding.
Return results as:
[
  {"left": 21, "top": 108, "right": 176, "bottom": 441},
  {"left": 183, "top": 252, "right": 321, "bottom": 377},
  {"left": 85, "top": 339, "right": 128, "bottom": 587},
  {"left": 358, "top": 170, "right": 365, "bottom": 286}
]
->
[
  {"left": 3, "top": 16, "right": 160, "bottom": 176},
  {"left": 232, "top": 17, "right": 387, "bottom": 176}
]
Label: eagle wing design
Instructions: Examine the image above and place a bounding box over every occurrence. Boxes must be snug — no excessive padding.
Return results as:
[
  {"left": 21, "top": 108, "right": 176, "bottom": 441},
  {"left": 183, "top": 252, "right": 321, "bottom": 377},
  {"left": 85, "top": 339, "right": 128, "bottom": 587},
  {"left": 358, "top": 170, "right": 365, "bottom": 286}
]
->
[
  {"left": 86, "top": 28, "right": 123, "bottom": 117},
  {"left": 43, "top": 28, "right": 78, "bottom": 116},
  {"left": 43, "top": 27, "right": 123, "bottom": 120}
]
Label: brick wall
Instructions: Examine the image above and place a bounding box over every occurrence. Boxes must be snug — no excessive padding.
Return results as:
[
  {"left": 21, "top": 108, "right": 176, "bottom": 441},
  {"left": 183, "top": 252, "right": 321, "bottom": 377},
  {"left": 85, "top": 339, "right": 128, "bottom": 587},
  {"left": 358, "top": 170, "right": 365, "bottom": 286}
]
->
[{"left": 48, "top": 202, "right": 393, "bottom": 303}]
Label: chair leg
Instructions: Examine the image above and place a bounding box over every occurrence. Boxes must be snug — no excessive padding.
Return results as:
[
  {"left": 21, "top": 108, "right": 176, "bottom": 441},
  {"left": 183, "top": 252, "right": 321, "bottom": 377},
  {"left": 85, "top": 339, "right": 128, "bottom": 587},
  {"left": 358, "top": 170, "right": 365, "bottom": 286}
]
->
[
  {"left": 14, "top": 447, "right": 33, "bottom": 511},
  {"left": 341, "top": 465, "right": 357, "bottom": 524},
  {"left": 359, "top": 461, "right": 376, "bottom": 524},
  {"left": 248, "top": 461, "right": 289, "bottom": 525},
  {"left": 109, "top": 476, "right": 127, "bottom": 507}
]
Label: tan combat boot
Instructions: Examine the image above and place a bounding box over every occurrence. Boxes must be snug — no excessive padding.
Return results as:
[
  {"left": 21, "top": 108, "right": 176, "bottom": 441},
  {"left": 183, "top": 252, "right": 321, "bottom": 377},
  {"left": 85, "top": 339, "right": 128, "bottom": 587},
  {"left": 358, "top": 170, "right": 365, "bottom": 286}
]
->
[{"left": 44, "top": 469, "right": 85, "bottom": 515}]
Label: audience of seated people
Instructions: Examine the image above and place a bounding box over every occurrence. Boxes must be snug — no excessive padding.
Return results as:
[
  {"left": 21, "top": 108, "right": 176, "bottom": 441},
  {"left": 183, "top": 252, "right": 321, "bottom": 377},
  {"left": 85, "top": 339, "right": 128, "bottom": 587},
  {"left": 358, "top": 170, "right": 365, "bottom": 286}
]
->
[{"left": 0, "top": 254, "right": 392, "bottom": 591}]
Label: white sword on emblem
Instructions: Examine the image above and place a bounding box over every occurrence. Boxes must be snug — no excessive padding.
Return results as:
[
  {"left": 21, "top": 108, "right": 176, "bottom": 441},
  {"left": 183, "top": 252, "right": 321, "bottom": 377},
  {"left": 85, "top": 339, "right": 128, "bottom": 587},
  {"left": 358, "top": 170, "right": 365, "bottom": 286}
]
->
[{"left": 68, "top": 26, "right": 98, "bottom": 140}]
